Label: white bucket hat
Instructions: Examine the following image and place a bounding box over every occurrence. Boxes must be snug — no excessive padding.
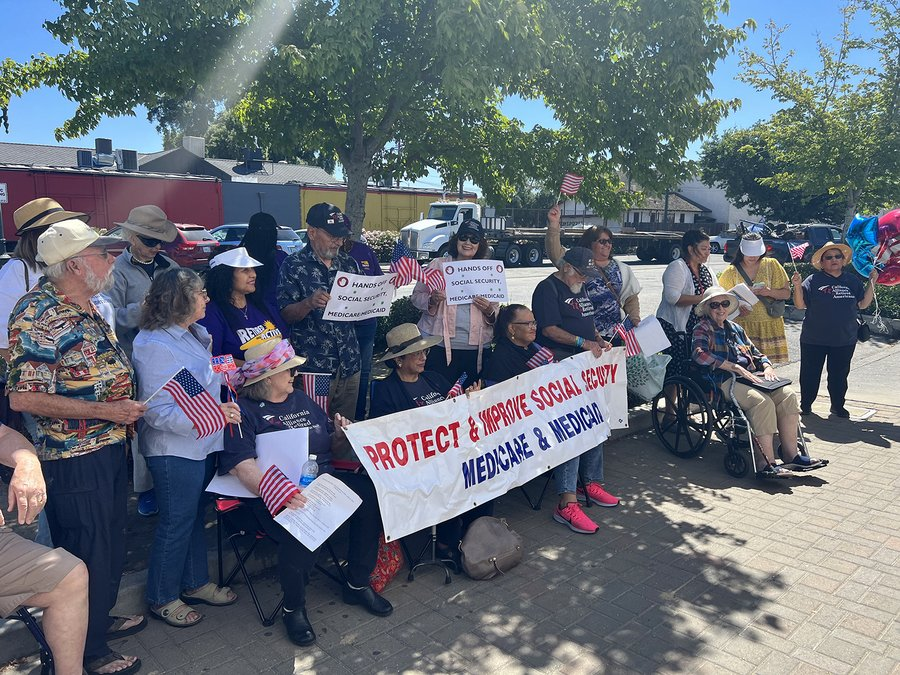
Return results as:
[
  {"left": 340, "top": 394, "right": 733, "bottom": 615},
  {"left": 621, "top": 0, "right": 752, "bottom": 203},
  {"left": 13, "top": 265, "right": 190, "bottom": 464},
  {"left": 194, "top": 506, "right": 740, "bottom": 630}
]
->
[
  {"left": 210, "top": 247, "right": 263, "bottom": 269},
  {"left": 36, "top": 219, "right": 119, "bottom": 266}
]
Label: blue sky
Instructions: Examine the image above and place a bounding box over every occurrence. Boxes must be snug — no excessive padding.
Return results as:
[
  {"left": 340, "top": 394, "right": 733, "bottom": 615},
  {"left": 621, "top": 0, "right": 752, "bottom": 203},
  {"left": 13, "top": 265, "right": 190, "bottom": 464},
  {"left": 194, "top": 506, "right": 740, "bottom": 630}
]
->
[{"left": 0, "top": 0, "right": 875, "bottom": 187}]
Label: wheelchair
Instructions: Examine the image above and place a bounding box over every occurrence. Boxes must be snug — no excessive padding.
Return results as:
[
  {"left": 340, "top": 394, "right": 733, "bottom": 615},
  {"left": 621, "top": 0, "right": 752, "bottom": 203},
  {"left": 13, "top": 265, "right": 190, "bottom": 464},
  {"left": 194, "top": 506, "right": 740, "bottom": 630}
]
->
[{"left": 650, "top": 357, "right": 813, "bottom": 478}]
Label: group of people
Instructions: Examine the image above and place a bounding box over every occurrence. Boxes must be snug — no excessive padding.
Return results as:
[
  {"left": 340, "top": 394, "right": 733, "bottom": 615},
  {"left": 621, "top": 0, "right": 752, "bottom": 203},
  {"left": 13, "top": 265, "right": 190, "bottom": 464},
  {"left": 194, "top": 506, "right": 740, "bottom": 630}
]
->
[{"left": 0, "top": 196, "right": 881, "bottom": 674}]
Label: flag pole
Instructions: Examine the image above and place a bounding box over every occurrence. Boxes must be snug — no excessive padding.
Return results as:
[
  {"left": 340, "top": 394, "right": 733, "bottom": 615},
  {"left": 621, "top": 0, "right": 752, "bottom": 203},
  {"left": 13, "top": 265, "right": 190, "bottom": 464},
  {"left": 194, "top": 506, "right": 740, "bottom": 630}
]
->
[{"left": 143, "top": 368, "right": 184, "bottom": 405}]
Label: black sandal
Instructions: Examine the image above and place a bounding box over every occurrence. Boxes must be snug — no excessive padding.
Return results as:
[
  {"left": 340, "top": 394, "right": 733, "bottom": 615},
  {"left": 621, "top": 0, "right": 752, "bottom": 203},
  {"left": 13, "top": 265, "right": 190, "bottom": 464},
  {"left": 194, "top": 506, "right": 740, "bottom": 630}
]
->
[
  {"left": 84, "top": 652, "right": 142, "bottom": 675},
  {"left": 107, "top": 615, "right": 147, "bottom": 639}
]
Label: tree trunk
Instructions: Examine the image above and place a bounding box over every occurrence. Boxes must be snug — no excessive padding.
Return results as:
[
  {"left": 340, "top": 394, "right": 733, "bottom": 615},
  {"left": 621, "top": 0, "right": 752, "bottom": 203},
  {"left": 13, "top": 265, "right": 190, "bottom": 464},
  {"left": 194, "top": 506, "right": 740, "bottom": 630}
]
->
[
  {"left": 343, "top": 159, "right": 371, "bottom": 240},
  {"left": 841, "top": 187, "right": 859, "bottom": 240}
]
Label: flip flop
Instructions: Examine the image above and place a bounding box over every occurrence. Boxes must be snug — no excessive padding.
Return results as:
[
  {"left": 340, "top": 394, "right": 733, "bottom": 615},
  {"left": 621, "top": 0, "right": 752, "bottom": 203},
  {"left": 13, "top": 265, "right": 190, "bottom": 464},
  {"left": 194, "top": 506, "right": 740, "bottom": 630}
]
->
[
  {"left": 150, "top": 600, "right": 203, "bottom": 628},
  {"left": 84, "top": 652, "right": 141, "bottom": 675},
  {"left": 106, "top": 615, "right": 147, "bottom": 639},
  {"left": 180, "top": 582, "right": 237, "bottom": 607}
]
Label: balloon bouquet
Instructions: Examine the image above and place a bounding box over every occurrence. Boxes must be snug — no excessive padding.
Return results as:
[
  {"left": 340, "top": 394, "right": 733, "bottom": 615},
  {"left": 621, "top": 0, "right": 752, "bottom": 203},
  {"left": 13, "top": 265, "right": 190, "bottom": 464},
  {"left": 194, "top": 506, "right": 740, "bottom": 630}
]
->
[{"left": 846, "top": 209, "right": 899, "bottom": 333}]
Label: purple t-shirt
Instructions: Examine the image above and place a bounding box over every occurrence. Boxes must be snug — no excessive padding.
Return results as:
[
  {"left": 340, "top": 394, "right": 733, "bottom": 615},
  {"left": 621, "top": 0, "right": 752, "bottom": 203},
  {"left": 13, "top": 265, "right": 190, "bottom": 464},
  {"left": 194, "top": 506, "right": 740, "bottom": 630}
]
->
[{"left": 198, "top": 300, "right": 285, "bottom": 362}]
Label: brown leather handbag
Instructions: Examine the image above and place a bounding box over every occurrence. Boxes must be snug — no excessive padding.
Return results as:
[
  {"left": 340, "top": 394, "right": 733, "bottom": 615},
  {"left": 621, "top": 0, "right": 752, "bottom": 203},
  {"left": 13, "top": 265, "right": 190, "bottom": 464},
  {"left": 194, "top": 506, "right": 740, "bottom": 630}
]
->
[{"left": 459, "top": 516, "right": 524, "bottom": 580}]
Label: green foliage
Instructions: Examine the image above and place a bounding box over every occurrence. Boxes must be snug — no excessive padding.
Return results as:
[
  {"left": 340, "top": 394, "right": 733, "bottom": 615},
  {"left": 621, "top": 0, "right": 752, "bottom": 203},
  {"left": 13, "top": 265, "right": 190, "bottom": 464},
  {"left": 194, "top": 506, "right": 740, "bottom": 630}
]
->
[
  {"left": 361, "top": 230, "right": 399, "bottom": 262},
  {"left": 375, "top": 296, "right": 421, "bottom": 352},
  {"left": 738, "top": 2, "right": 900, "bottom": 228},
  {"left": 0, "top": 0, "right": 748, "bottom": 231},
  {"left": 699, "top": 126, "right": 845, "bottom": 224}
]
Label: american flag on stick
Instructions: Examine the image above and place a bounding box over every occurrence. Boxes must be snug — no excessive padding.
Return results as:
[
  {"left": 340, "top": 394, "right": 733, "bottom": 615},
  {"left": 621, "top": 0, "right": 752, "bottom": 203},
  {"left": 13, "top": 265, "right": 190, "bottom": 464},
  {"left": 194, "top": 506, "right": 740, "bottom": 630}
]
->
[
  {"left": 447, "top": 373, "right": 467, "bottom": 398},
  {"left": 789, "top": 241, "right": 810, "bottom": 261},
  {"left": 526, "top": 344, "right": 555, "bottom": 370},
  {"left": 162, "top": 368, "right": 227, "bottom": 439},
  {"left": 301, "top": 372, "right": 331, "bottom": 415},
  {"left": 559, "top": 173, "right": 585, "bottom": 196},
  {"left": 613, "top": 323, "right": 641, "bottom": 357},
  {"left": 389, "top": 240, "right": 445, "bottom": 291}
]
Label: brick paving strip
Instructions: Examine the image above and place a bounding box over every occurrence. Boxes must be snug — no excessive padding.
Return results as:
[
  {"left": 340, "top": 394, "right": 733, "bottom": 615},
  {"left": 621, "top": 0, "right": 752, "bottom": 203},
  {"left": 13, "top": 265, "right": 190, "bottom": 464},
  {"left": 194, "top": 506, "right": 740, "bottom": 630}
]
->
[{"left": 3, "top": 373, "right": 899, "bottom": 673}]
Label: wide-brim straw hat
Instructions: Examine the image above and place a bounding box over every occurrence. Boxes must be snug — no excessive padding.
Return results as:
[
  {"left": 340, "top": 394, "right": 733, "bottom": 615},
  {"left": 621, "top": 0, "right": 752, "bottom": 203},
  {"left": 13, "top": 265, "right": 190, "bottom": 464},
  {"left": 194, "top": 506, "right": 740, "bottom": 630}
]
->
[
  {"left": 694, "top": 286, "right": 740, "bottom": 320},
  {"left": 114, "top": 205, "right": 178, "bottom": 242},
  {"left": 811, "top": 242, "right": 853, "bottom": 270},
  {"left": 376, "top": 323, "right": 442, "bottom": 362},
  {"left": 238, "top": 339, "right": 307, "bottom": 387},
  {"left": 14, "top": 197, "right": 90, "bottom": 235}
]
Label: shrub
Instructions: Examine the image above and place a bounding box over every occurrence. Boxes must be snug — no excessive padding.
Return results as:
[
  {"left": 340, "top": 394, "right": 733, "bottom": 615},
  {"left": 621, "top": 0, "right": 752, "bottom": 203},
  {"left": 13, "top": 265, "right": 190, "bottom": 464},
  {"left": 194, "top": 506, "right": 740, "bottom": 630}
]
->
[{"left": 362, "top": 229, "right": 400, "bottom": 262}]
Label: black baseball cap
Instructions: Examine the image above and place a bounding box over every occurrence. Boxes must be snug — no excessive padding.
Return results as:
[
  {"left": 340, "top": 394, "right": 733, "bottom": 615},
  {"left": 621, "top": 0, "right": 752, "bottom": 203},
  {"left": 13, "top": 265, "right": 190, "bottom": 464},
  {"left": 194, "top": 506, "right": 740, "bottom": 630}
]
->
[
  {"left": 456, "top": 218, "right": 484, "bottom": 241},
  {"left": 562, "top": 247, "right": 601, "bottom": 278},
  {"left": 306, "top": 203, "right": 351, "bottom": 237}
]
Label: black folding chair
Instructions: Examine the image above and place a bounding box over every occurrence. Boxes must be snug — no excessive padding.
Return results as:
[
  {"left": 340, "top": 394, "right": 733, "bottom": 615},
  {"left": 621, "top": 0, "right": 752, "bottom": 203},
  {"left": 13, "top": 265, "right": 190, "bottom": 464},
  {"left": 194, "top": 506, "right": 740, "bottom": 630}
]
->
[
  {"left": 519, "top": 467, "right": 596, "bottom": 510},
  {"left": 12, "top": 608, "right": 53, "bottom": 675}
]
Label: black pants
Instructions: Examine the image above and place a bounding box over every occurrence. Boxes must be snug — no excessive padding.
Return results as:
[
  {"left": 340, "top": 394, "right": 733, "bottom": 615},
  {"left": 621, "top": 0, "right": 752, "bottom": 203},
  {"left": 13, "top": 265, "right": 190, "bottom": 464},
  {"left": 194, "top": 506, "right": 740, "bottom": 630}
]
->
[
  {"left": 799, "top": 342, "right": 856, "bottom": 410},
  {"left": 42, "top": 443, "right": 128, "bottom": 662},
  {"left": 249, "top": 472, "right": 382, "bottom": 610},
  {"left": 425, "top": 345, "right": 491, "bottom": 388}
]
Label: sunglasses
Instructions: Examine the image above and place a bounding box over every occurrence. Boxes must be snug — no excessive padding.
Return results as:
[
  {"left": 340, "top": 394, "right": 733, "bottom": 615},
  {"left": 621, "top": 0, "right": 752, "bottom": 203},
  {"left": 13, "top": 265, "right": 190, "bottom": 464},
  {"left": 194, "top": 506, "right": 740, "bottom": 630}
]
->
[
  {"left": 822, "top": 253, "right": 844, "bottom": 261},
  {"left": 138, "top": 235, "right": 165, "bottom": 248},
  {"left": 511, "top": 320, "right": 537, "bottom": 327},
  {"left": 708, "top": 300, "right": 731, "bottom": 310},
  {"left": 595, "top": 239, "right": 612, "bottom": 246},
  {"left": 457, "top": 233, "right": 482, "bottom": 244}
]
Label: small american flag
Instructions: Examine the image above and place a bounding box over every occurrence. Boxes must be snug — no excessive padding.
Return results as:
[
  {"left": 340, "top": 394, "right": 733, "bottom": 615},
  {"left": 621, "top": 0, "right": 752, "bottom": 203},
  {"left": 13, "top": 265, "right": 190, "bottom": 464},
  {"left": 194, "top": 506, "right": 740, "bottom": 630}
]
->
[
  {"left": 525, "top": 344, "right": 555, "bottom": 370},
  {"left": 301, "top": 372, "right": 331, "bottom": 415},
  {"left": 447, "top": 373, "right": 467, "bottom": 398},
  {"left": 162, "top": 368, "right": 226, "bottom": 438},
  {"left": 559, "top": 173, "right": 585, "bottom": 196},
  {"left": 389, "top": 240, "right": 427, "bottom": 287},
  {"left": 211, "top": 355, "right": 236, "bottom": 373},
  {"left": 425, "top": 267, "right": 445, "bottom": 291},
  {"left": 613, "top": 323, "right": 641, "bottom": 357},
  {"left": 789, "top": 241, "right": 810, "bottom": 261}
]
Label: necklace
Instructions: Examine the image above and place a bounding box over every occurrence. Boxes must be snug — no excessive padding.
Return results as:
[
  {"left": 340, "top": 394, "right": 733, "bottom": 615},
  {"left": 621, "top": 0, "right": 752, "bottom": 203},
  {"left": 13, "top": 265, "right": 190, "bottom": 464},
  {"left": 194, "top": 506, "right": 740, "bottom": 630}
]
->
[{"left": 231, "top": 297, "right": 249, "bottom": 320}]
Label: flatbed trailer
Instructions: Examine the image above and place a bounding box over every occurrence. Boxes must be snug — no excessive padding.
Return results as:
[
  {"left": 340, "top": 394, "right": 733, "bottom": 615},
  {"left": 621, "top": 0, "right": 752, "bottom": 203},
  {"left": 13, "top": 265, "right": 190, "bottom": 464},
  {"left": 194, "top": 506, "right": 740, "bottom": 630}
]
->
[{"left": 487, "top": 227, "right": 685, "bottom": 267}]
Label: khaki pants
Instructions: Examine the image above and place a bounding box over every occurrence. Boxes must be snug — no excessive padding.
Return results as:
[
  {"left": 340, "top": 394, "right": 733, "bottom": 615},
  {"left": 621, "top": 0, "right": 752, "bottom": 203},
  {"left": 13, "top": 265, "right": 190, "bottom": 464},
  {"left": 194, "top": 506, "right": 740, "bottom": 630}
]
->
[{"left": 719, "top": 381, "right": 800, "bottom": 436}]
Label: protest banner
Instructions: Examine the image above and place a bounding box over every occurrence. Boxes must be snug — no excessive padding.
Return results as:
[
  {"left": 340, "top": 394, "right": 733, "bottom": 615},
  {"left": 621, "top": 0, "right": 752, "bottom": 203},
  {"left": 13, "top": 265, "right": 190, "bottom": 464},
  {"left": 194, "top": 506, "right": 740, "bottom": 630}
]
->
[
  {"left": 345, "top": 348, "right": 627, "bottom": 541},
  {"left": 322, "top": 272, "right": 396, "bottom": 321},
  {"left": 441, "top": 259, "right": 509, "bottom": 305}
]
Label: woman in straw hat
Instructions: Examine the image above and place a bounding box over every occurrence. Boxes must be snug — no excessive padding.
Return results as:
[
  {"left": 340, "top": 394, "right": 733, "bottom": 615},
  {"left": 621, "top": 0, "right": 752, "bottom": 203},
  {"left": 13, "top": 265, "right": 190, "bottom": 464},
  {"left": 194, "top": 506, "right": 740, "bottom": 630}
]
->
[
  {"left": 692, "top": 287, "right": 825, "bottom": 478},
  {"left": 370, "top": 323, "right": 488, "bottom": 561},
  {"left": 217, "top": 338, "right": 392, "bottom": 647},
  {"left": 791, "top": 243, "right": 879, "bottom": 418},
  {"left": 718, "top": 232, "right": 790, "bottom": 364}
]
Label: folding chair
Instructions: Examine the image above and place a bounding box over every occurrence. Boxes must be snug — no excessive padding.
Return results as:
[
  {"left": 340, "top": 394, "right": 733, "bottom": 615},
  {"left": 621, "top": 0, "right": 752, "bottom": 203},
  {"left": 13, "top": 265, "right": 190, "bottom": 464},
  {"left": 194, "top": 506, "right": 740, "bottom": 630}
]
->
[
  {"left": 12, "top": 608, "right": 53, "bottom": 675},
  {"left": 214, "top": 497, "right": 348, "bottom": 627}
]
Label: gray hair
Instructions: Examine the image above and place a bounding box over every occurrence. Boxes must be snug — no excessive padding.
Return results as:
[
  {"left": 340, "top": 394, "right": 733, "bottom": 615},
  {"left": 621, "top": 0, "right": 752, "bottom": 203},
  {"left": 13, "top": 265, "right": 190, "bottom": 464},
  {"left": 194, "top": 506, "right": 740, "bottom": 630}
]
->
[
  {"left": 139, "top": 268, "right": 204, "bottom": 330},
  {"left": 123, "top": 229, "right": 142, "bottom": 246},
  {"left": 42, "top": 259, "right": 71, "bottom": 282},
  {"left": 240, "top": 378, "right": 271, "bottom": 401}
]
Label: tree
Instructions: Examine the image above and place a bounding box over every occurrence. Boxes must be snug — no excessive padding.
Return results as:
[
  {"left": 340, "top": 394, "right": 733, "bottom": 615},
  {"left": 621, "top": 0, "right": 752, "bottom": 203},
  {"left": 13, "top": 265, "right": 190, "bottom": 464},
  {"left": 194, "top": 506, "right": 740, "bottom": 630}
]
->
[
  {"left": 699, "top": 125, "right": 845, "bottom": 223},
  {"left": 738, "top": 1, "right": 900, "bottom": 229},
  {"left": 1, "top": 0, "right": 748, "bottom": 236}
]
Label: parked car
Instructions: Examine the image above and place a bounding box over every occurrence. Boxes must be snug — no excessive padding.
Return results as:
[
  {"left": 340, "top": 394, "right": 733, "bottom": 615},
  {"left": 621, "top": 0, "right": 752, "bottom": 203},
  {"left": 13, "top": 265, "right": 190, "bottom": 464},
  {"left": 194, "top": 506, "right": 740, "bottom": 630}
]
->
[
  {"left": 723, "top": 224, "right": 842, "bottom": 263},
  {"left": 210, "top": 224, "right": 305, "bottom": 255},
  {"left": 294, "top": 228, "right": 308, "bottom": 247},
  {"left": 104, "top": 223, "right": 219, "bottom": 269},
  {"left": 708, "top": 230, "right": 736, "bottom": 254}
]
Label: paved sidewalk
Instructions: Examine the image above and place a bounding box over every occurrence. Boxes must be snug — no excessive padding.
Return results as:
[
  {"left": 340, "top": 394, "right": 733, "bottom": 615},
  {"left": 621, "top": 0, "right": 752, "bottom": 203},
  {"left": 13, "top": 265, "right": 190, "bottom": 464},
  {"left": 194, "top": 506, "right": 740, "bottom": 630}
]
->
[{"left": 3, "top": 345, "right": 899, "bottom": 674}]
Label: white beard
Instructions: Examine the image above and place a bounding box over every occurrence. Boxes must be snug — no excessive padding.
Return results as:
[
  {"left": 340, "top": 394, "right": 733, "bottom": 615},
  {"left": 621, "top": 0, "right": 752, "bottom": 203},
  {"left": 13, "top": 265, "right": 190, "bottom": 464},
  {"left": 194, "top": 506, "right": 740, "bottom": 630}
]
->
[
  {"left": 84, "top": 267, "right": 114, "bottom": 294},
  {"left": 568, "top": 282, "right": 584, "bottom": 294}
]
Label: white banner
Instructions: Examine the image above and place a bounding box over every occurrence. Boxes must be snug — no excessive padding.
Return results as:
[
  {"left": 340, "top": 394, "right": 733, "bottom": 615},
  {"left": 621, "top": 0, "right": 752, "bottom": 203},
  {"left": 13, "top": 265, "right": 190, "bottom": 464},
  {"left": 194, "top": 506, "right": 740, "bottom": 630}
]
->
[
  {"left": 345, "top": 348, "right": 627, "bottom": 541},
  {"left": 322, "top": 272, "right": 396, "bottom": 321},
  {"left": 441, "top": 260, "right": 509, "bottom": 305}
]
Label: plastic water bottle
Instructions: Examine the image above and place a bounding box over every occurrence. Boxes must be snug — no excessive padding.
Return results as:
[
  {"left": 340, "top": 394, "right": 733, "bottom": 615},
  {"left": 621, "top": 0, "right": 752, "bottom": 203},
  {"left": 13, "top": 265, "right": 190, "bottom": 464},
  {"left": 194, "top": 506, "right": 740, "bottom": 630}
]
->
[{"left": 299, "top": 455, "right": 318, "bottom": 488}]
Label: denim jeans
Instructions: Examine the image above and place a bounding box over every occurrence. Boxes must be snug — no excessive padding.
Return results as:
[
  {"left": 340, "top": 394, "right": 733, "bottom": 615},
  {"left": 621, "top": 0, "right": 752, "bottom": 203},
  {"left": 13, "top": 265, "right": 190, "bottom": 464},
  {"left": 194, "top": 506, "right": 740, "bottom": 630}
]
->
[
  {"left": 555, "top": 443, "right": 604, "bottom": 494},
  {"left": 145, "top": 454, "right": 214, "bottom": 606},
  {"left": 354, "top": 320, "right": 377, "bottom": 420}
]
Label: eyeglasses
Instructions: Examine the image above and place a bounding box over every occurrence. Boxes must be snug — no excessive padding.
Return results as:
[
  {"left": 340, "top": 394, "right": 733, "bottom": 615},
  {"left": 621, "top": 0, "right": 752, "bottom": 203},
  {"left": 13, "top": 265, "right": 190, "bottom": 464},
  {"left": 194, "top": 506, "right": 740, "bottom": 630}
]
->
[
  {"left": 457, "top": 233, "right": 482, "bottom": 244},
  {"left": 708, "top": 300, "right": 731, "bottom": 310},
  {"left": 76, "top": 250, "right": 113, "bottom": 261},
  {"left": 511, "top": 320, "right": 538, "bottom": 327},
  {"left": 289, "top": 367, "right": 301, "bottom": 377},
  {"left": 138, "top": 235, "right": 164, "bottom": 248},
  {"left": 196, "top": 289, "right": 209, "bottom": 298},
  {"left": 595, "top": 239, "right": 612, "bottom": 246},
  {"left": 822, "top": 253, "right": 845, "bottom": 261}
]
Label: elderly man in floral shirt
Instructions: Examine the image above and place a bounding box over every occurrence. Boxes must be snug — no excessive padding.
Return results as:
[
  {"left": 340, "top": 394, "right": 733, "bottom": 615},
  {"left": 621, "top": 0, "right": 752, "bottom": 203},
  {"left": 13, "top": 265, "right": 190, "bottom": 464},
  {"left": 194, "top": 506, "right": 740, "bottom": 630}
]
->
[
  {"left": 7, "top": 219, "right": 147, "bottom": 675},
  {"left": 277, "top": 203, "right": 361, "bottom": 432}
]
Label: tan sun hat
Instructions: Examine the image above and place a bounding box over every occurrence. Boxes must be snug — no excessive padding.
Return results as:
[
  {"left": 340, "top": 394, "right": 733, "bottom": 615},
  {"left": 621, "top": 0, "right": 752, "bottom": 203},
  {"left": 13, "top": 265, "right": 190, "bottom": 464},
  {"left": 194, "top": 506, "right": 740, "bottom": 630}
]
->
[
  {"left": 810, "top": 242, "right": 853, "bottom": 270},
  {"left": 694, "top": 286, "right": 740, "bottom": 320},
  {"left": 36, "top": 219, "right": 119, "bottom": 266},
  {"left": 237, "top": 339, "right": 307, "bottom": 387},
  {"left": 114, "top": 205, "right": 178, "bottom": 243},
  {"left": 376, "top": 323, "right": 442, "bottom": 362},
  {"left": 14, "top": 197, "right": 90, "bottom": 235}
]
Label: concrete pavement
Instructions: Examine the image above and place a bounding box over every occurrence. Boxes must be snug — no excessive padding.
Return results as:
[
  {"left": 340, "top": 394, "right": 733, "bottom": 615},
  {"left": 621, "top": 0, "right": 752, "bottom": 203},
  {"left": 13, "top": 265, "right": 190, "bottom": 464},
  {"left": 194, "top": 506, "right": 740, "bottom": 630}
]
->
[{"left": 2, "top": 341, "right": 899, "bottom": 674}]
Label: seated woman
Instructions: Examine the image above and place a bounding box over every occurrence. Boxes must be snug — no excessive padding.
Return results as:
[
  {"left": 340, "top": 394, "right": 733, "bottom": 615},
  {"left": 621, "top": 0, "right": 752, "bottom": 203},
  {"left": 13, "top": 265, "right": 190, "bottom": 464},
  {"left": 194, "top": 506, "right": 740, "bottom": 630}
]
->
[
  {"left": 132, "top": 268, "right": 239, "bottom": 627},
  {"left": 199, "top": 247, "right": 286, "bottom": 364},
  {"left": 218, "top": 339, "right": 391, "bottom": 647},
  {"left": 369, "top": 323, "right": 488, "bottom": 561},
  {"left": 691, "top": 287, "right": 826, "bottom": 477}
]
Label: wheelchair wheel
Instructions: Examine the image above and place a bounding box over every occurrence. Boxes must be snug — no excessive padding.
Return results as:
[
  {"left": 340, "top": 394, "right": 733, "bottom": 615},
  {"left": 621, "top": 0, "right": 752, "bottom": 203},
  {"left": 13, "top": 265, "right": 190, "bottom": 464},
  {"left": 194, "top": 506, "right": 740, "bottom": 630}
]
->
[
  {"left": 724, "top": 449, "right": 750, "bottom": 478},
  {"left": 652, "top": 376, "right": 713, "bottom": 458}
]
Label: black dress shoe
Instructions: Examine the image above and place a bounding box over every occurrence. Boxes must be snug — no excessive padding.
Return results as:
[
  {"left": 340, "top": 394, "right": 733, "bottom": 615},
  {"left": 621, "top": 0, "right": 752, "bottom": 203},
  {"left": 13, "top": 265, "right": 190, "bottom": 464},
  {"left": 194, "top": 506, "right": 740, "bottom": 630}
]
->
[
  {"left": 342, "top": 585, "right": 393, "bottom": 617},
  {"left": 282, "top": 608, "right": 316, "bottom": 646},
  {"left": 830, "top": 407, "right": 850, "bottom": 418}
]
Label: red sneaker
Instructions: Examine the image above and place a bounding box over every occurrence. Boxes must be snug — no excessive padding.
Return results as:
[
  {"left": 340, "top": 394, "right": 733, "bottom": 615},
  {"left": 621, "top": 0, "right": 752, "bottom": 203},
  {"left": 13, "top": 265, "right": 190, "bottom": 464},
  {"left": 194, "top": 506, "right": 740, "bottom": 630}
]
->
[
  {"left": 577, "top": 483, "right": 620, "bottom": 507},
  {"left": 553, "top": 502, "right": 599, "bottom": 534}
]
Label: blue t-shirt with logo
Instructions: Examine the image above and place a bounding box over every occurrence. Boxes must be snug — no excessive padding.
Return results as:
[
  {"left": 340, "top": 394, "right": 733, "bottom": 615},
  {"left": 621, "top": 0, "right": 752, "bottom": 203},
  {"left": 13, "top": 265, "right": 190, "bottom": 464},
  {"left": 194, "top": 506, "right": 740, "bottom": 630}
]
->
[{"left": 800, "top": 270, "right": 865, "bottom": 347}]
